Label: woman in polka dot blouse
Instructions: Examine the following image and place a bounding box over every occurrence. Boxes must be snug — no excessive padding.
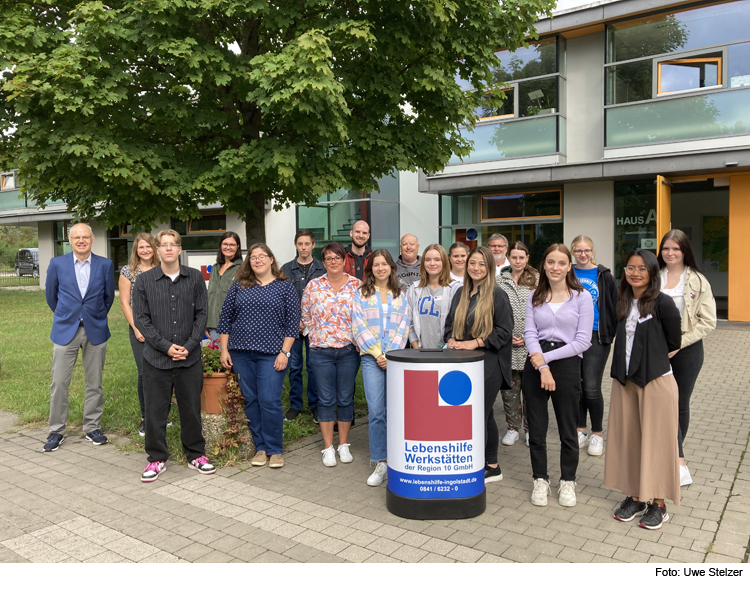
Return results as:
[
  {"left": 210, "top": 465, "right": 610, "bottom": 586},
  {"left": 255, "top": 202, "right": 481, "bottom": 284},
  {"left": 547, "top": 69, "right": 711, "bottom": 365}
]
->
[{"left": 218, "top": 244, "right": 300, "bottom": 469}]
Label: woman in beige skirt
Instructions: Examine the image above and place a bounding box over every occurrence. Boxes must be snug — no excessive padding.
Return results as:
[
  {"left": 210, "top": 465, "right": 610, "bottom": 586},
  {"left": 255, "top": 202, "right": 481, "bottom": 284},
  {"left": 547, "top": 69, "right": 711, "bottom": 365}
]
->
[{"left": 604, "top": 249, "right": 682, "bottom": 530}]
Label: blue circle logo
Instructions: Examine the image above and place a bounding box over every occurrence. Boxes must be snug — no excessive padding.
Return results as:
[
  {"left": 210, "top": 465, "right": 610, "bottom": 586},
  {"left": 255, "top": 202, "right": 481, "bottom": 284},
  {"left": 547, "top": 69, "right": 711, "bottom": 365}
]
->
[
  {"left": 206, "top": 264, "right": 213, "bottom": 273},
  {"left": 466, "top": 228, "right": 478, "bottom": 241},
  {"left": 438, "top": 371, "right": 472, "bottom": 406}
]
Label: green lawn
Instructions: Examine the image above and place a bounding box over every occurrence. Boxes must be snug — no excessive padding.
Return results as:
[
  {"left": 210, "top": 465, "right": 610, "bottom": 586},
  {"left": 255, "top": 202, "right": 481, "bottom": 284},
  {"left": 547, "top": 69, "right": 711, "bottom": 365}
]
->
[{"left": 0, "top": 290, "right": 366, "bottom": 462}]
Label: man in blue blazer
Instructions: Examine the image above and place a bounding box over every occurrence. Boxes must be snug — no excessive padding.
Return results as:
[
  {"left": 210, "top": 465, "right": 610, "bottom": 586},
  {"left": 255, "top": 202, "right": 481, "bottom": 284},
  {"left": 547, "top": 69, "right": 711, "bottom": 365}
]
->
[{"left": 44, "top": 222, "right": 115, "bottom": 451}]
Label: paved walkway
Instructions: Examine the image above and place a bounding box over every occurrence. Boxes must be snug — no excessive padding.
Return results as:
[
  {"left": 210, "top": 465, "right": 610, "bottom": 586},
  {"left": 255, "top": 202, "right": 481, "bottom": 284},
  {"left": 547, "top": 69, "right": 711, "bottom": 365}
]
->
[{"left": 1, "top": 326, "right": 748, "bottom": 564}]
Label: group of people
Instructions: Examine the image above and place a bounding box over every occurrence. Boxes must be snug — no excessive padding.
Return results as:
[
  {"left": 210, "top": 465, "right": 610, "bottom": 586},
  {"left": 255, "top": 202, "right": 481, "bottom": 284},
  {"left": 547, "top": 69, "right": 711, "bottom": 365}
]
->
[{"left": 43, "top": 222, "right": 716, "bottom": 531}]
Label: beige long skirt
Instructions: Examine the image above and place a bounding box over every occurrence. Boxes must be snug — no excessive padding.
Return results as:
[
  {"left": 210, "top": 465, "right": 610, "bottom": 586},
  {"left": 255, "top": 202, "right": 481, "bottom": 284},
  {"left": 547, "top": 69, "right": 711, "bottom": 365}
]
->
[{"left": 604, "top": 375, "right": 680, "bottom": 505}]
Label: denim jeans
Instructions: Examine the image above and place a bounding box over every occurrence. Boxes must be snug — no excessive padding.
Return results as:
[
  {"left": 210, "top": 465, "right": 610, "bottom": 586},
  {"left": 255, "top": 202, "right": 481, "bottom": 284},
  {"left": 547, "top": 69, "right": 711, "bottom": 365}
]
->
[
  {"left": 308, "top": 345, "right": 360, "bottom": 423},
  {"left": 231, "top": 350, "right": 286, "bottom": 455},
  {"left": 128, "top": 325, "right": 145, "bottom": 419},
  {"left": 524, "top": 345, "right": 581, "bottom": 482},
  {"left": 361, "top": 355, "right": 387, "bottom": 461},
  {"left": 500, "top": 369, "right": 526, "bottom": 432},
  {"left": 578, "top": 330, "right": 611, "bottom": 433},
  {"left": 287, "top": 334, "right": 318, "bottom": 411}
]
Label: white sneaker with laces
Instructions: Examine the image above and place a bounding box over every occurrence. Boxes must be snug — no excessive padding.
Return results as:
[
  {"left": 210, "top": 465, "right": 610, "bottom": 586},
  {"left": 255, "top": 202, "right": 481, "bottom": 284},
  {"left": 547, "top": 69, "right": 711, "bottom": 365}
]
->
[
  {"left": 558, "top": 480, "right": 577, "bottom": 507},
  {"left": 337, "top": 443, "right": 353, "bottom": 463},
  {"left": 322, "top": 446, "right": 336, "bottom": 467},
  {"left": 367, "top": 462, "right": 388, "bottom": 486},
  {"left": 588, "top": 434, "right": 604, "bottom": 456},
  {"left": 577, "top": 431, "right": 588, "bottom": 448},
  {"left": 531, "top": 478, "right": 551, "bottom": 506},
  {"left": 502, "top": 429, "right": 519, "bottom": 446},
  {"left": 680, "top": 464, "right": 693, "bottom": 486}
]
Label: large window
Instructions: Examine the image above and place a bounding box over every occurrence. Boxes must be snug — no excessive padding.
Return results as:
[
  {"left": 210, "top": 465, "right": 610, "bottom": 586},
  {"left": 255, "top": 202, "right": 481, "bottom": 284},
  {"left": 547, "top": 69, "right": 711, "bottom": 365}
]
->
[
  {"left": 450, "top": 37, "right": 566, "bottom": 164},
  {"left": 439, "top": 191, "right": 563, "bottom": 267},
  {"left": 605, "top": 0, "right": 750, "bottom": 147},
  {"left": 613, "top": 181, "right": 657, "bottom": 277},
  {"left": 297, "top": 173, "right": 400, "bottom": 260}
]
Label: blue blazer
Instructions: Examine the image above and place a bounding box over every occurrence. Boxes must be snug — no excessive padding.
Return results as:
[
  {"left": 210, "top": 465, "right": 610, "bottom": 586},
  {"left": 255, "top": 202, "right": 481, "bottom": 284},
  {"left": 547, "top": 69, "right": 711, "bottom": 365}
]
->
[{"left": 46, "top": 252, "right": 115, "bottom": 346}]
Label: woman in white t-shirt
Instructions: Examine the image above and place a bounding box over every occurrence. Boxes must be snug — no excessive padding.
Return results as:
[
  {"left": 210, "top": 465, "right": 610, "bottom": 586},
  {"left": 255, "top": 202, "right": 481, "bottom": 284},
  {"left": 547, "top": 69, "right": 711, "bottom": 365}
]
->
[
  {"left": 406, "top": 244, "right": 461, "bottom": 349},
  {"left": 658, "top": 230, "right": 716, "bottom": 487}
]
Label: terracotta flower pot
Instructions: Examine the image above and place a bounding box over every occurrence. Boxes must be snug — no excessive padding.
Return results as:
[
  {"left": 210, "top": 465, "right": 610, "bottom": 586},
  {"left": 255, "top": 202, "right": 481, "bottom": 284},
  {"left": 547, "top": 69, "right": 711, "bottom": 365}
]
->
[{"left": 201, "top": 372, "right": 229, "bottom": 414}]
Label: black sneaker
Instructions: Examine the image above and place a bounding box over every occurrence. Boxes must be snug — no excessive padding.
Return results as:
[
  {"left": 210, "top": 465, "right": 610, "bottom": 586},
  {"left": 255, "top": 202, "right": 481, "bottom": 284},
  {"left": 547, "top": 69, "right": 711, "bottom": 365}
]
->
[
  {"left": 639, "top": 502, "right": 669, "bottom": 530},
  {"left": 138, "top": 420, "right": 145, "bottom": 437},
  {"left": 284, "top": 408, "right": 301, "bottom": 422},
  {"left": 614, "top": 496, "right": 647, "bottom": 522},
  {"left": 484, "top": 464, "right": 503, "bottom": 483},
  {"left": 311, "top": 408, "right": 319, "bottom": 424},
  {"left": 85, "top": 429, "right": 108, "bottom": 446},
  {"left": 43, "top": 433, "right": 64, "bottom": 452}
]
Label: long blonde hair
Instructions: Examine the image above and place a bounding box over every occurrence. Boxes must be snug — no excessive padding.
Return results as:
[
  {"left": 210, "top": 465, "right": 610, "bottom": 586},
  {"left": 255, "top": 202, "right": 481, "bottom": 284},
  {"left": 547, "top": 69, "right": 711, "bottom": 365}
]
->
[
  {"left": 417, "top": 244, "right": 452, "bottom": 288},
  {"left": 452, "top": 246, "right": 496, "bottom": 340},
  {"left": 570, "top": 235, "right": 597, "bottom": 265},
  {"left": 128, "top": 233, "right": 159, "bottom": 275}
]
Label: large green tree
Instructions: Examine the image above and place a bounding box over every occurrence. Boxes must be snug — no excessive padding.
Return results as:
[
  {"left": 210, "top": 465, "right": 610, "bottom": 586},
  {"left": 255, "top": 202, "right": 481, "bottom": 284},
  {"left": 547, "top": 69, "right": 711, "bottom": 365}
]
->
[{"left": 0, "top": 0, "right": 553, "bottom": 243}]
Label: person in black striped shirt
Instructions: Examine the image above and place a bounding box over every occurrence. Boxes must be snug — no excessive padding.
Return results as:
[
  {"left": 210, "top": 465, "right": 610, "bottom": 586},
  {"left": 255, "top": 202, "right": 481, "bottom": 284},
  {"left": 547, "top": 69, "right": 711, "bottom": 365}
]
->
[{"left": 133, "top": 229, "right": 216, "bottom": 482}]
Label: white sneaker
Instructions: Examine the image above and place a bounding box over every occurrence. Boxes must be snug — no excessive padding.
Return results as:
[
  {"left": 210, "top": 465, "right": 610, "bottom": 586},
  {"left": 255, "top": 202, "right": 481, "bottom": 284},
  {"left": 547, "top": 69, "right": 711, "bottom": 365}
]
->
[
  {"left": 680, "top": 464, "right": 693, "bottom": 486},
  {"left": 526, "top": 432, "right": 530, "bottom": 447},
  {"left": 558, "top": 480, "right": 577, "bottom": 507},
  {"left": 367, "top": 462, "right": 388, "bottom": 486},
  {"left": 322, "top": 446, "right": 336, "bottom": 467},
  {"left": 337, "top": 443, "right": 353, "bottom": 463},
  {"left": 502, "top": 429, "right": 519, "bottom": 446},
  {"left": 577, "top": 432, "right": 588, "bottom": 448},
  {"left": 531, "top": 478, "right": 551, "bottom": 506},
  {"left": 588, "top": 434, "right": 604, "bottom": 456}
]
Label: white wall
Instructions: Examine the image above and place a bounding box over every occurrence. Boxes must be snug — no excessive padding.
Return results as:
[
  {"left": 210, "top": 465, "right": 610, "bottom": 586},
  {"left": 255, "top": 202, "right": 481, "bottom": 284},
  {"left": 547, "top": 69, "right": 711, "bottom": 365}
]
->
[
  {"left": 264, "top": 205, "right": 297, "bottom": 264},
  {"left": 400, "top": 170, "right": 439, "bottom": 247},
  {"left": 563, "top": 181, "right": 615, "bottom": 269}
]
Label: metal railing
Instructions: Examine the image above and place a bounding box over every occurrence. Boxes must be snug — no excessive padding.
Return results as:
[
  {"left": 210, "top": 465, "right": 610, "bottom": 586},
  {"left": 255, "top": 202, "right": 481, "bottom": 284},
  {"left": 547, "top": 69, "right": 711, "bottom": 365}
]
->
[{"left": 0, "top": 255, "right": 40, "bottom": 286}]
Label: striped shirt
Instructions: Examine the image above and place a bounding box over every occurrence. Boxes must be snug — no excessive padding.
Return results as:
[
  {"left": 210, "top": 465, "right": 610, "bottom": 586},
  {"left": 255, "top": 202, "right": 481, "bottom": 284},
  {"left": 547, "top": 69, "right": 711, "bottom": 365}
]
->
[{"left": 132, "top": 265, "right": 208, "bottom": 369}]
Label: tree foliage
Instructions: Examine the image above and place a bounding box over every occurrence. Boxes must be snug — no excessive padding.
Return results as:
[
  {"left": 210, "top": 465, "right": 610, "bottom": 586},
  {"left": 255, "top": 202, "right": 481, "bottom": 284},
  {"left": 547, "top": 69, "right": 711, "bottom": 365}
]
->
[{"left": 0, "top": 0, "right": 554, "bottom": 242}]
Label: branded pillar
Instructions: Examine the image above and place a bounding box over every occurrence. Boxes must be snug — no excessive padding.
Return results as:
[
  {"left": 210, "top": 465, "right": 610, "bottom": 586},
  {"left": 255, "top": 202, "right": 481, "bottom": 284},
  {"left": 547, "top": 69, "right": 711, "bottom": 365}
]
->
[{"left": 385, "top": 349, "right": 485, "bottom": 520}]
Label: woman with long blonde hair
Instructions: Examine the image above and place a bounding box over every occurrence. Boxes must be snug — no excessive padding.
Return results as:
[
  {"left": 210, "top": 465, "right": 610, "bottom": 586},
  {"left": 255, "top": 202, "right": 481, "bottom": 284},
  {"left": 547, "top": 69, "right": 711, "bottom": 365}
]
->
[
  {"left": 406, "top": 244, "right": 461, "bottom": 349},
  {"left": 119, "top": 233, "right": 160, "bottom": 437},
  {"left": 444, "top": 246, "right": 513, "bottom": 484}
]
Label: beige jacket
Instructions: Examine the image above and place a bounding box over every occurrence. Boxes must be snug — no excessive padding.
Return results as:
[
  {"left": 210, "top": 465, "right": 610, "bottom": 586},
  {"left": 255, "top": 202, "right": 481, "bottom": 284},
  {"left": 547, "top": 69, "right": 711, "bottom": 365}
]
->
[{"left": 680, "top": 267, "right": 717, "bottom": 349}]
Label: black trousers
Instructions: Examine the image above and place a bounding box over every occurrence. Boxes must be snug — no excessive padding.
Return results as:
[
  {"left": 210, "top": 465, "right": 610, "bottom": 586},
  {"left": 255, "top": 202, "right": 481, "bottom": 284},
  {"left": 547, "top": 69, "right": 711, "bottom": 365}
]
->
[
  {"left": 578, "top": 330, "right": 611, "bottom": 433},
  {"left": 484, "top": 365, "right": 504, "bottom": 466},
  {"left": 143, "top": 359, "right": 205, "bottom": 463},
  {"left": 670, "top": 340, "right": 704, "bottom": 458},
  {"left": 524, "top": 349, "right": 581, "bottom": 482}
]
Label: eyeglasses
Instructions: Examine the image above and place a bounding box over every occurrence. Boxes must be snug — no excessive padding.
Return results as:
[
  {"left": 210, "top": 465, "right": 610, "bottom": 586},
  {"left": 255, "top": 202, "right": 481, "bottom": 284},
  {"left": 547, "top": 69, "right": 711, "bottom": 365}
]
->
[
  {"left": 159, "top": 243, "right": 180, "bottom": 249},
  {"left": 324, "top": 256, "right": 343, "bottom": 263},
  {"left": 222, "top": 243, "right": 238, "bottom": 249},
  {"left": 625, "top": 266, "right": 648, "bottom": 275},
  {"left": 249, "top": 255, "right": 269, "bottom": 262},
  {"left": 69, "top": 235, "right": 92, "bottom": 241},
  {"left": 573, "top": 249, "right": 592, "bottom": 256}
]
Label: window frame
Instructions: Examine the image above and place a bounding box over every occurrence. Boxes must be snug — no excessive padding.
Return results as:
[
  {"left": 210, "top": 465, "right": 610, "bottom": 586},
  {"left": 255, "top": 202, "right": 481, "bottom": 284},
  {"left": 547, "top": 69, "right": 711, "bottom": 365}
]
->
[
  {"left": 187, "top": 213, "right": 227, "bottom": 234},
  {"left": 1, "top": 171, "right": 16, "bottom": 191},
  {"left": 476, "top": 85, "right": 518, "bottom": 123},
  {"left": 654, "top": 49, "right": 726, "bottom": 96},
  {"left": 480, "top": 189, "right": 562, "bottom": 222}
]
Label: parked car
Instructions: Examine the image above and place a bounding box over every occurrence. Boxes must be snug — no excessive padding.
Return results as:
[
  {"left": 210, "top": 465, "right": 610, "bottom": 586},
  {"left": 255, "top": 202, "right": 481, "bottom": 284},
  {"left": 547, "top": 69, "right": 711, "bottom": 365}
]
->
[{"left": 15, "top": 248, "right": 39, "bottom": 278}]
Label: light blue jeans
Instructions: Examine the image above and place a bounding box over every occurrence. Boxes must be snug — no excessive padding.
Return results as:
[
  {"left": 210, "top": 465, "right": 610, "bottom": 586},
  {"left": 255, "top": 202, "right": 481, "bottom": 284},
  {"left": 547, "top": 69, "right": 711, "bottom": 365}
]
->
[{"left": 361, "top": 355, "right": 387, "bottom": 462}]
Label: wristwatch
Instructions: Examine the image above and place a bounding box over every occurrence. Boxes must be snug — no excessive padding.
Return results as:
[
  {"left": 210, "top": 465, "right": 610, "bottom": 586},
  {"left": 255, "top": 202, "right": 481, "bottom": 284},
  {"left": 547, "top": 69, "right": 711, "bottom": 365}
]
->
[{"left": 280, "top": 350, "right": 291, "bottom": 358}]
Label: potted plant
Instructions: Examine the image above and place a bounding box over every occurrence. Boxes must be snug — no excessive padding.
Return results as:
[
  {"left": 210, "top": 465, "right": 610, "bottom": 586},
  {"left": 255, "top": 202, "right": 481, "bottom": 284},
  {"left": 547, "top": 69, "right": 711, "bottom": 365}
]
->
[{"left": 201, "top": 340, "right": 230, "bottom": 414}]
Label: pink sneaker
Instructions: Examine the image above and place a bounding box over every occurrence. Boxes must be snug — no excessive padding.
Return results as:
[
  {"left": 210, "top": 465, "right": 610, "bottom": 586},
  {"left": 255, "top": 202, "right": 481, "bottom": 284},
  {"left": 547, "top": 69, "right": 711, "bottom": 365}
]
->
[
  {"left": 141, "top": 461, "right": 166, "bottom": 482},
  {"left": 188, "top": 455, "right": 216, "bottom": 475}
]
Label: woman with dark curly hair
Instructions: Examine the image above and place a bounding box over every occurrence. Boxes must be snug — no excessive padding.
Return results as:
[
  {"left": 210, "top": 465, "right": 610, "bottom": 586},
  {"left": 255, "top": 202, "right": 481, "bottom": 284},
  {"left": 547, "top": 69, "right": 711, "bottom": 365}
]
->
[{"left": 218, "top": 243, "right": 299, "bottom": 469}]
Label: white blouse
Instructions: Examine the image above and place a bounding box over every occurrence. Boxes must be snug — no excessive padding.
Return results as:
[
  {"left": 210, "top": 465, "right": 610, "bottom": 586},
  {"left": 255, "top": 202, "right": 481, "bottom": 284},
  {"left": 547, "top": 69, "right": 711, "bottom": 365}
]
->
[{"left": 661, "top": 267, "right": 686, "bottom": 319}]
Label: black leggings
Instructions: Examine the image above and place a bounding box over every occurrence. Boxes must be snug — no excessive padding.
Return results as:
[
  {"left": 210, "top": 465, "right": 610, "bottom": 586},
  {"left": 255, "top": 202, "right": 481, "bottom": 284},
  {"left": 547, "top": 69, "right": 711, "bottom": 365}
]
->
[
  {"left": 484, "top": 365, "right": 504, "bottom": 466},
  {"left": 670, "top": 340, "right": 704, "bottom": 458}
]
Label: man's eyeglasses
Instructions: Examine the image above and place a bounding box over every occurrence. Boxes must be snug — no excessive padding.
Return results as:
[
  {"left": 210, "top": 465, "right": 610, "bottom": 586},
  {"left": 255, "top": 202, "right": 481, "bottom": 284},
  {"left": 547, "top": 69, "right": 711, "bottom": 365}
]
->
[{"left": 159, "top": 243, "right": 180, "bottom": 249}]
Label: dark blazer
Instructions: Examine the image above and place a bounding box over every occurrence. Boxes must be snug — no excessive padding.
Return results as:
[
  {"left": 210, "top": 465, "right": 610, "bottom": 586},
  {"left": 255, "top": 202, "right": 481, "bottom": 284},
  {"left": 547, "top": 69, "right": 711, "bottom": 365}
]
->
[
  {"left": 444, "top": 285, "right": 513, "bottom": 389},
  {"left": 595, "top": 264, "right": 618, "bottom": 345},
  {"left": 610, "top": 292, "right": 682, "bottom": 388},
  {"left": 46, "top": 252, "right": 115, "bottom": 346}
]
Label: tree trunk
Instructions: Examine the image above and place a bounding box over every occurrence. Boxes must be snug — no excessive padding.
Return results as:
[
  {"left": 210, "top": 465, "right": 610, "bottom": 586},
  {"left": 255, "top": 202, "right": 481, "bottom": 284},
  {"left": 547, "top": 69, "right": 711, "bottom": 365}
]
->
[{"left": 244, "top": 189, "right": 266, "bottom": 246}]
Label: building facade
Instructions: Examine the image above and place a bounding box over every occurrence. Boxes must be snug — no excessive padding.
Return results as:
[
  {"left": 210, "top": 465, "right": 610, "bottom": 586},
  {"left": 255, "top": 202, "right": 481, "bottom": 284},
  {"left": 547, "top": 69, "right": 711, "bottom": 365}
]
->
[{"left": 422, "top": 0, "right": 750, "bottom": 321}]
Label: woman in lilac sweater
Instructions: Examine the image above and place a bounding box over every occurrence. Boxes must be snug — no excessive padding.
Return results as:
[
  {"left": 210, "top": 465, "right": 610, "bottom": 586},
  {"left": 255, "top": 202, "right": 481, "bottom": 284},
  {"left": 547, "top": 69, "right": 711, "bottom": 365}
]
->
[{"left": 523, "top": 244, "right": 594, "bottom": 508}]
